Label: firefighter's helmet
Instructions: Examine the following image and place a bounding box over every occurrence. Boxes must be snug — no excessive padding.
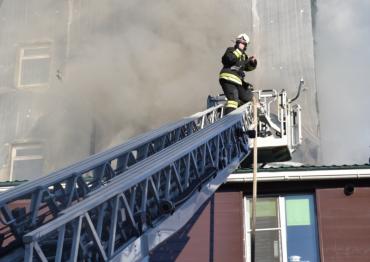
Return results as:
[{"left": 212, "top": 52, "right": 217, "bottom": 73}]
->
[{"left": 236, "top": 33, "right": 250, "bottom": 45}]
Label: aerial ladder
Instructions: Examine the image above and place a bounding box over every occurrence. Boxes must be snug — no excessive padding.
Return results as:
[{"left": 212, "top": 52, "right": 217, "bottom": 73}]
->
[{"left": 0, "top": 84, "right": 302, "bottom": 261}]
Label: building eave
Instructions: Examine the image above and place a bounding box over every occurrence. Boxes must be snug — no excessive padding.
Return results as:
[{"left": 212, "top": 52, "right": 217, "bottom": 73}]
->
[{"left": 228, "top": 168, "right": 370, "bottom": 183}]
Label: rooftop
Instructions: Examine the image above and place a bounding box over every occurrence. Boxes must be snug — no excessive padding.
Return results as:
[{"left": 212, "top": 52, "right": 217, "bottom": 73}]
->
[
  {"left": 1, "top": 164, "right": 369, "bottom": 191},
  {"left": 229, "top": 163, "right": 370, "bottom": 183}
]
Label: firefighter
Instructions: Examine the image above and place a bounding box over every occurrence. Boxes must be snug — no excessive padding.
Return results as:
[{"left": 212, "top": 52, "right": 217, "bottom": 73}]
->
[{"left": 219, "top": 33, "right": 257, "bottom": 114}]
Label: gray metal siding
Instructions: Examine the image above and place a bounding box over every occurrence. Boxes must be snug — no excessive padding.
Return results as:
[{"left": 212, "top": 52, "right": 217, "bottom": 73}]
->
[
  {"left": 248, "top": 0, "right": 320, "bottom": 164},
  {"left": 0, "top": 0, "right": 92, "bottom": 180}
]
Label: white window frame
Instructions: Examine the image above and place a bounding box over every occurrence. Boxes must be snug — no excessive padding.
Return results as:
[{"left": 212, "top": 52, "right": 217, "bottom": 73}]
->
[
  {"left": 243, "top": 196, "right": 288, "bottom": 262},
  {"left": 16, "top": 43, "right": 52, "bottom": 89},
  {"left": 9, "top": 143, "right": 44, "bottom": 181}
]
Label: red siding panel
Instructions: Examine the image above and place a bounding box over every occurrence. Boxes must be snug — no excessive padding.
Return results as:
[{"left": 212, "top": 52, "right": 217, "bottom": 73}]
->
[
  {"left": 213, "top": 192, "right": 244, "bottom": 262},
  {"left": 175, "top": 202, "right": 211, "bottom": 262},
  {"left": 151, "top": 191, "right": 244, "bottom": 262},
  {"left": 316, "top": 187, "right": 370, "bottom": 262}
]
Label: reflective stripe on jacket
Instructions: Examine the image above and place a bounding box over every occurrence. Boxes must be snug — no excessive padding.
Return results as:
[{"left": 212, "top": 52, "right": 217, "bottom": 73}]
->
[
  {"left": 225, "top": 100, "right": 239, "bottom": 109},
  {"left": 219, "top": 47, "right": 256, "bottom": 85}
]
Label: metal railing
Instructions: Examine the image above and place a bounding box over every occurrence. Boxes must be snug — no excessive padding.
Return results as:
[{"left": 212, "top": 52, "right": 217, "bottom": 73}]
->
[
  {"left": 248, "top": 88, "right": 302, "bottom": 153},
  {"left": 0, "top": 105, "right": 224, "bottom": 254},
  {"left": 22, "top": 105, "right": 251, "bottom": 262}
]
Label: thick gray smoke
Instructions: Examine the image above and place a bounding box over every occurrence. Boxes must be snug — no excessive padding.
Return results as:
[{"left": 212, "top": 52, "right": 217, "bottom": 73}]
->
[
  {"left": 57, "top": 0, "right": 370, "bottom": 166},
  {"left": 1, "top": 0, "right": 255, "bottom": 177},
  {"left": 7, "top": 0, "right": 366, "bottom": 178},
  {"left": 63, "top": 0, "right": 252, "bottom": 153},
  {"left": 315, "top": 0, "right": 370, "bottom": 164},
  {"left": 23, "top": 0, "right": 254, "bottom": 173}
]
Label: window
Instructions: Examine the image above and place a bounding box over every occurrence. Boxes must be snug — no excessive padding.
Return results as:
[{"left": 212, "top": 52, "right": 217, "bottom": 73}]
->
[
  {"left": 16, "top": 43, "right": 52, "bottom": 88},
  {"left": 9, "top": 143, "right": 44, "bottom": 181},
  {"left": 244, "top": 197, "right": 286, "bottom": 262},
  {"left": 244, "top": 195, "right": 319, "bottom": 262},
  {"left": 285, "top": 195, "right": 320, "bottom": 262}
]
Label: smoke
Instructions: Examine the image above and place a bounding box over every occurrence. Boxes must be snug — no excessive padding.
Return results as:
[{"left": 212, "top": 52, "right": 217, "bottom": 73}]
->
[
  {"left": 6, "top": 0, "right": 253, "bottom": 173},
  {"left": 61, "top": 0, "right": 252, "bottom": 153},
  {"left": 314, "top": 0, "right": 370, "bottom": 164},
  {"left": 8, "top": 0, "right": 365, "bottom": 177}
]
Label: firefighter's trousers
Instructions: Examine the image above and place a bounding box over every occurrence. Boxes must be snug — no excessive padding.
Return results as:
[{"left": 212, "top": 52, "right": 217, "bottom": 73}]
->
[{"left": 219, "top": 79, "right": 253, "bottom": 114}]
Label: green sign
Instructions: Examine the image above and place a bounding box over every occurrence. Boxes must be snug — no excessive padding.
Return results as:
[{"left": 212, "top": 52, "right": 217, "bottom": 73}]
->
[{"left": 286, "top": 199, "right": 311, "bottom": 226}]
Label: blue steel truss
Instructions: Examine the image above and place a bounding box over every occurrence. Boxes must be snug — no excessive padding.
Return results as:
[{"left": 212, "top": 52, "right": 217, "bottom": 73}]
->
[
  {"left": 0, "top": 105, "right": 224, "bottom": 255},
  {"left": 22, "top": 105, "right": 251, "bottom": 262}
]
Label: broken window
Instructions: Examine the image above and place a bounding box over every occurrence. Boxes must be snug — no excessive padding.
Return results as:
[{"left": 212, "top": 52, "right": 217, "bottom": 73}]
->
[
  {"left": 9, "top": 143, "right": 44, "bottom": 181},
  {"left": 16, "top": 43, "right": 52, "bottom": 88}
]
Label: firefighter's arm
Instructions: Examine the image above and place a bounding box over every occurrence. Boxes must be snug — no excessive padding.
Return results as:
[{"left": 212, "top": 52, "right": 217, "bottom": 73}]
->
[
  {"left": 245, "top": 56, "right": 257, "bottom": 71},
  {"left": 221, "top": 47, "right": 242, "bottom": 67}
]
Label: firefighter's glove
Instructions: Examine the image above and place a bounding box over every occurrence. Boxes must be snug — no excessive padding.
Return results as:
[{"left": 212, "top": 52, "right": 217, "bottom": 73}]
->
[{"left": 248, "top": 56, "right": 258, "bottom": 67}]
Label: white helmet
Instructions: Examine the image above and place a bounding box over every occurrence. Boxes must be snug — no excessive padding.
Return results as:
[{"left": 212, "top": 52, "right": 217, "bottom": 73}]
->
[{"left": 236, "top": 33, "right": 250, "bottom": 44}]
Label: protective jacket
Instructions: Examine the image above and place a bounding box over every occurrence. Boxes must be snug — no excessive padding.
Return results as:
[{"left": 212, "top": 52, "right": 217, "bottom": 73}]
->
[{"left": 219, "top": 47, "right": 257, "bottom": 85}]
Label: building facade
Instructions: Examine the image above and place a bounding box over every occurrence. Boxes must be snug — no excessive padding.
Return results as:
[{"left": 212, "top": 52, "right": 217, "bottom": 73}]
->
[
  {"left": 151, "top": 164, "right": 370, "bottom": 262},
  {"left": 0, "top": 0, "right": 322, "bottom": 183},
  {"left": 0, "top": 1, "right": 98, "bottom": 181}
]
